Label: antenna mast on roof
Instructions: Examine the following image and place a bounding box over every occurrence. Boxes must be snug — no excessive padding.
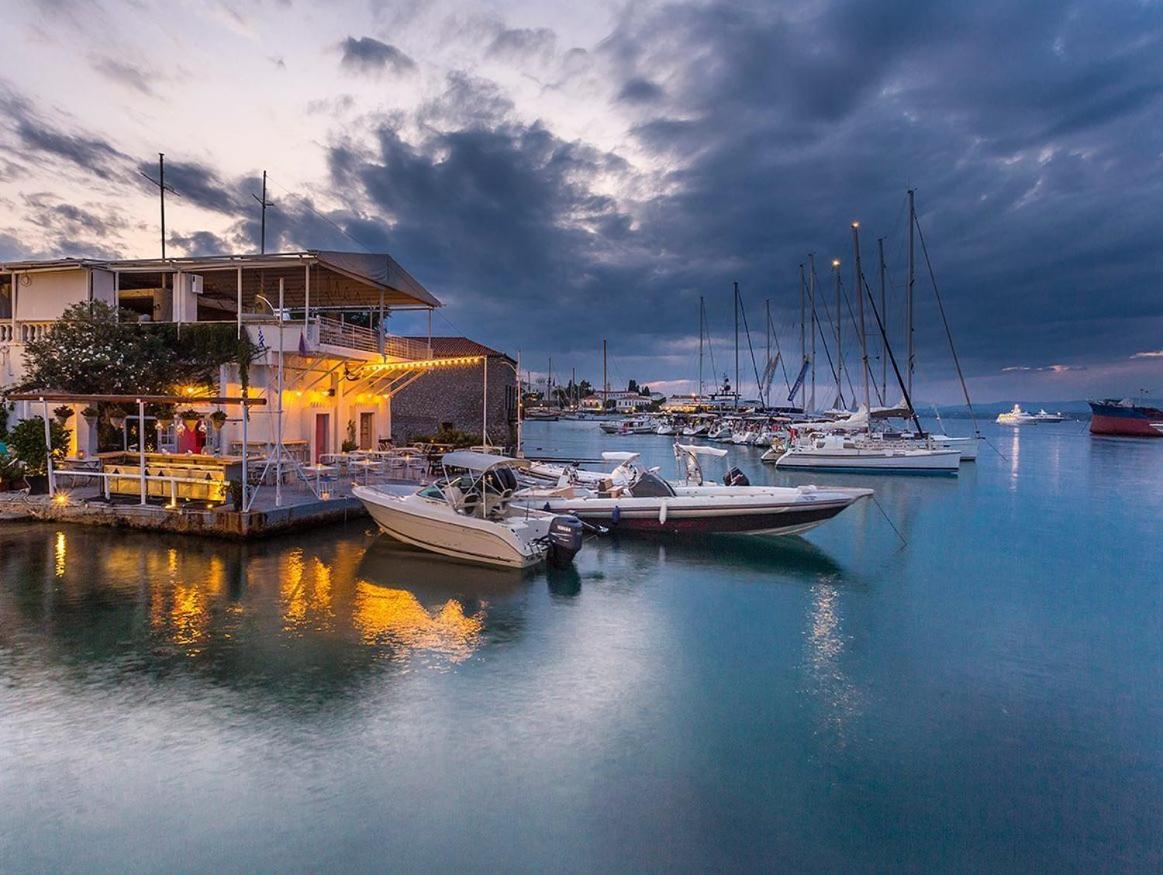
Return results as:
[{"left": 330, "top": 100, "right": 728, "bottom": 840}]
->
[
  {"left": 140, "top": 153, "right": 176, "bottom": 259},
  {"left": 252, "top": 170, "right": 274, "bottom": 254}
]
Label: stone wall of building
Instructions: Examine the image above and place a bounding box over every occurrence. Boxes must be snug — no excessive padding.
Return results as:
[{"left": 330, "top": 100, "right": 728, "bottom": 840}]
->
[{"left": 390, "top": 355, "right": 517, "bottom": 447}]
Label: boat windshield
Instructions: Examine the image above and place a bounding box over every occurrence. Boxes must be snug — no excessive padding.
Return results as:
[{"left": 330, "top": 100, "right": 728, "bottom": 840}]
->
[{"left": 627, "top": 471, "right": 676, "bottom": 498}]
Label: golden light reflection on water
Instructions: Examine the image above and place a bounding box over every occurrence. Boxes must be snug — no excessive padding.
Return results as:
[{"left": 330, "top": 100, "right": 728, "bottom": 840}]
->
[
  {"left": 54, "top": 531, "right": 66, "bottom": 578},
  {"left": 280, "top": 550, "right": 335, "bottom": 632},
  {"left": 352, "top": 581, "right": 484, "bottom": 662},
  {"left": 805, "top": 583, "right": 860, "bottom": 746}
]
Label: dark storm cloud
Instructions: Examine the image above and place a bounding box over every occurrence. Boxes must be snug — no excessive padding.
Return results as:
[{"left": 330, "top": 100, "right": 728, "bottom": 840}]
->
[
  {"left": 91, "top": 57, "right": 156, "bottom": 97},
  {"left": 486, "top": 27, "right": 556, "bottom": 61},
  {"left": 0, "top": 84, "right": 128, "bottom": 180},
  {"left": 616, "top": 77, "right": 664, "bottom": 104},
  {"left": 137, "top": 159, "right": 244, "bottom": 215},
  {"left": 338, "top": 37, "right": 417, "bottom": 75}
]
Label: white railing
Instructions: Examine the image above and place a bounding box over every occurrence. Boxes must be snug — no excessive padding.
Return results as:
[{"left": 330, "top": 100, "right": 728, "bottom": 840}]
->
[
  {"left": 20, "top": 321, "right": 53, "bottom": 342},
  {"left": 317, "top": 316, "right": 380, "bottom": 353},
  {"left": 316, "top": 316, "right": 432, "bottom": 361},
  {"left": 0, "top": 324, "right": 12, "bottom": 342}
]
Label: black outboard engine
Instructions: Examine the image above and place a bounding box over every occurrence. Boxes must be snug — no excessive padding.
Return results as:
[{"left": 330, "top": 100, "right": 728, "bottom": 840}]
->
[
  {"left": 723, "top": 466, "right": 750, "bottom": 487},
  {"left": 546, "top": 515, "right": 584, "bottom": 568}
]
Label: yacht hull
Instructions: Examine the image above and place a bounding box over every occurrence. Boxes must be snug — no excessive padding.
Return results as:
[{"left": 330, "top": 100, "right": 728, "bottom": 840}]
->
[
  {"left": 519, "top": 488, "right": 870, "bottom": 536},
  {"left": 775, "top": 448, "right": 960, "bottom": 473},
  {"left": 353, "top": 487, "right": 548, "bottom": 569}
]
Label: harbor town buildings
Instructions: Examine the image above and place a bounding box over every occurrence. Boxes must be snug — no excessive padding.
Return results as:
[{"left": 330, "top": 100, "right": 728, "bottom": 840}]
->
[{"left": 0, "top": 251, "right": 518, "bottom": 458}]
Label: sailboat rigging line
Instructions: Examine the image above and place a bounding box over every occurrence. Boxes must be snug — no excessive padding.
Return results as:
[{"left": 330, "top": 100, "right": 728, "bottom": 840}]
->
[
  {"left": 812, "top": 297, "right": 840, "bottom": 394},
  {"left": 736, "top": 286, "right": 765, "bottom": 408},
  {"left": 819, "top": 286, "right": 864, "bottom": 411},
  {"left": 872, "top": 494, "right": 908, "bottom": 548},
  {"left": 840, "top": 274, "right": 886, "bottom": 407},
  {"left": 914, "top": 215, "right": 981, "bottom": 437},
  {"left": 768, "top": 298, "right": 793, "bottom": 394},
  {"left": 858, "top": 268, "right": 925, "bottom": 435}
]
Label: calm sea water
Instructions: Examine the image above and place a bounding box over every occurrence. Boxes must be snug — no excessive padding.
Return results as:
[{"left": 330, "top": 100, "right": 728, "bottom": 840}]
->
[{"left": 1, "top": 420, "right": 1160, "bottom": 872}]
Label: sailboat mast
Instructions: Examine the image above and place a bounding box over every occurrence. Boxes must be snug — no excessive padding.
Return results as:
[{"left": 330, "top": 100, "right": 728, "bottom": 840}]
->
[
  {"left": 907, "top": 188, "right": 916, "bottom": 399},
  {"left": 765, "top": 298, "right": 771, "bottom": 409},
  {"left": 808, "top": 254, "right": 817, "bottom": 413},
  {"left": 733, "top": 281, "right": 739, "bottom": 410},
  {"left": 698, "top": 296, "right": 705, "bottom": 400},
  {"left": 799, "top": 264, "right": 806, "bottom": 411},
  {"left": 548, "top": 356, "right": 553, "bottom": 407},
  {"left": 833, "top": 257, "right": 843, "bottom": 409},
  {"left": 878, "top": 236, "right": 887, "bottom": 402},
  {"left": 853, "top": 223, "right": 869, "bottom": 430},
  {"left": 602, "top": 338, "right": 607, "bottom": 410}
]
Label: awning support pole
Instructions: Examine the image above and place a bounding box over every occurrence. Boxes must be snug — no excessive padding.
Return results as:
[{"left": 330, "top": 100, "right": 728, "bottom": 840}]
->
[
  {"left": 138, "top": 398, "right": 146, "bottom": 505},
  {"left": 236, "top": 266, "right": 243, "bottom": 340},
  {"left": 304, "top": 262, "right": 310, "bottom": 329},
  {"left": 42, "top": 398, "right": 54, "bottom": 498},
  {"left": 481, "top": 357, "right": 488, "bottom": 446}
]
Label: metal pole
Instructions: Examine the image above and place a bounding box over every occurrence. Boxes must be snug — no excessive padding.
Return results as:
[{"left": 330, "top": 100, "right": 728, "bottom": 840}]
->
[
  {"left": 808, "top": 254, "right": 816, "bottom": 413},
  {"left": 236, "top": 266, "right": 242, "bottom": 340},
  {"left": 304, "top": 262, "right": 310, "bottom": 330},
  {"left": 241, "top": 399, "right": 249, "bottom": 510},
  {"left": 878, "top": 237, "right": 887, "bottom": 401},
  {"left": 765, "top": 298, "right": 771, "bottom": 408},
  {"left": 516, "top": 350, "right": 523, "bottom": 455},
  {"left": 137, "top": 398, "right": 146, "bottom": 505},
  {"left": 275, "top": 278, "right": 284, "bottom": 507},
  {"left": 159, "top": 154, "right": 166, "bottom": 260},
  {"left": 907, "top": 188, "right": 915, "bottom": 398},
  {"left": 733, "top": 282, "right": 739, "bottom": 409},
  {"left": 799, "top": 264, "right": 806, "bottom": 410},
  {"left": 833, "top": 258, "right": 843, "bottom": 409},
  {"left": 41, "top": 398, "right": 54, "bottom": 499},
  {"left": 698, "top": 296, "right": 705, "bottom": 400},
  {"left": 260, "top": 171, "right": 267, "bottom": 254},
  {"left": 481, "top": 356, "right": 488, "bottom": 445},
  {"left": 853, "top": 223, "right": 869, "bottom": 428}
]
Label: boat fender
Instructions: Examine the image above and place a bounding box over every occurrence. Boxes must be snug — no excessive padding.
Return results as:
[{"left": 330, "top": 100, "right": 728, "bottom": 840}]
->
[
  {"left": 547, "top": 515, "right": 584, "bottom": 568},
  {"left": 611, "top": 505, "right": 621, "bottom": 525},
  {"left": 658, "top": 501, "right": 668, "bottom": 524},
  {"left": 796, "top": 484, "right": 818, "bottom": 494}
]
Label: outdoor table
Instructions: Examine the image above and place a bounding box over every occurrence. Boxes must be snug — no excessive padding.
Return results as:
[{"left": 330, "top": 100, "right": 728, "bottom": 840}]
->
[
  {"left": 301, "top": 463, "right": 337, "bottom": 496},
  {"left": 350, "top": 459, "right": 380, "bottom": 485}
]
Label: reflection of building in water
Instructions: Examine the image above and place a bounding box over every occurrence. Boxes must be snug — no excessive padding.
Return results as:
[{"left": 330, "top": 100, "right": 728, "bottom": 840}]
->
[
  {"left": 352, "top": 582, "right": 484, "bottom": 662},
  {"left": 804, "top": 583, "right": 861, "bottom": 746}
]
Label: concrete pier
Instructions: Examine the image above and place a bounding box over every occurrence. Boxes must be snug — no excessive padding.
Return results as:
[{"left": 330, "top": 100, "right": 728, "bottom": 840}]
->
[{"left": 0, "top": 484, "right": 375, "bottom": 540}]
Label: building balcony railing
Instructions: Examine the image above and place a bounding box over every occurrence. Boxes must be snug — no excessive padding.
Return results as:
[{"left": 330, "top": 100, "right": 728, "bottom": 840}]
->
[{"left": 0, "top": 321, "right": 53, "bottom": 343}]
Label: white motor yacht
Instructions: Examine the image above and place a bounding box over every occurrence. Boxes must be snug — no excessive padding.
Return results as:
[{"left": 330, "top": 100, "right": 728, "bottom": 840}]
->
[
  {"left": 775, "top": 433, "right": 961, "bottom": 474},
  {"left": 353, "top": 452, "right": 586, "bottom": 569},
  {"left": 515, "top": 446, "right": 871, "bottom": 535},
  {"left": 997, "top": 404, "right": 1038, "bottom": 425},
  {"left": 1033, "top": 409, "right": 1066, "bottom": 423}
]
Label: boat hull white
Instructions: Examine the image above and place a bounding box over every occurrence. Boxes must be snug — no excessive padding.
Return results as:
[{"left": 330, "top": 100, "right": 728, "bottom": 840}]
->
[
  {"left": 775, "top": 447, "right": 960, "bottom": 473},
  {"left": 353, "top": 486, "right": 550, "bottom": 569},
  {"left": 516, "top": 486, "right": 871, "bottom": 535}
]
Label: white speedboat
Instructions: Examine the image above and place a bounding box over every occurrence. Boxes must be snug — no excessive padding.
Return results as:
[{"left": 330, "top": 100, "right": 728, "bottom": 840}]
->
[
  {"left": 775, "top": 433, "right": 961, "bottom": 474},
  {"left": 514, "top": 446, "right": 871, "bottom": 535},
  {"left": 353, "top": 452, "right": 585, "bottom": 569},
  {"left": 655, "top": 420, "right": 678, "bottom": 435},
  {"left": 997, "top": 404, "right": 1038, "bottom": 425}
]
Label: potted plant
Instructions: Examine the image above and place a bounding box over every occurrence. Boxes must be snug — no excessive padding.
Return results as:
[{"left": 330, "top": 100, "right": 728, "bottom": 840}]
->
[
  {"left": 81, "top": 405, "right": 99, "bottom": 426},
  {"left": 53, "top": 405, "right": 74, "bottom": 426},
  {"left": 209, "top": 410, "right": 228, "bottom": 431},
  {"left": 341, "top": 419, "right": 358, "bottom": 453},
  {"left": 7, "top": 416, "right": 69, "bottom": 494},
  {"left": 106, "top": 406, "right": 128, "bottom": 431},
  {"left": 178, "top": 409, "right": 202, "bottom": 431}
]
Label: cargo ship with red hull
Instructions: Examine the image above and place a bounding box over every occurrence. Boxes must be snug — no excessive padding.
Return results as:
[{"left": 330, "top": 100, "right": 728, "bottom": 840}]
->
[{"left": 1088, "top": 399, "right": 1163, "bottom": 437}]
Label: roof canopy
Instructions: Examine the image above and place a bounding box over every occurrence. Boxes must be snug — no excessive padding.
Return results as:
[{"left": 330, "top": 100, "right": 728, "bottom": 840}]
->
[
  {"left": 441, "top": 451, "right": 530, "bottom": 472},
  {"left": 0, "top": 250, "right": 440, "bottom": 311}
]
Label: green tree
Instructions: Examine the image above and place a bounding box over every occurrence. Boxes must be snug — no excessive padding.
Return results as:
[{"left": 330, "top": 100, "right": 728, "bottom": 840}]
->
[
  {"left": 6, "top": 417, "right": 69, "bottom": 476},
  {"left": 627, "top": 379, "right": 639, "bottom": 393},
  {"left": 20, "top": 301, "right": 258, "bottom": 395}
]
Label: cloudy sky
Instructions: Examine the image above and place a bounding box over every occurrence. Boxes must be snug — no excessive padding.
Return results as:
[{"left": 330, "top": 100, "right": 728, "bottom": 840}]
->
[{"left": 1, "top": 0, "right": 1161, "bottom": 403}]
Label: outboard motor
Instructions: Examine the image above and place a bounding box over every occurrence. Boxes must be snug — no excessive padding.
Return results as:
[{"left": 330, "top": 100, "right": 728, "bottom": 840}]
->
[
  {"left": 723, "top": 466, "right": 750, "bottom": 487},
  {"left": 546, "top": 515, "right": 584, "bottom": 568}
]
